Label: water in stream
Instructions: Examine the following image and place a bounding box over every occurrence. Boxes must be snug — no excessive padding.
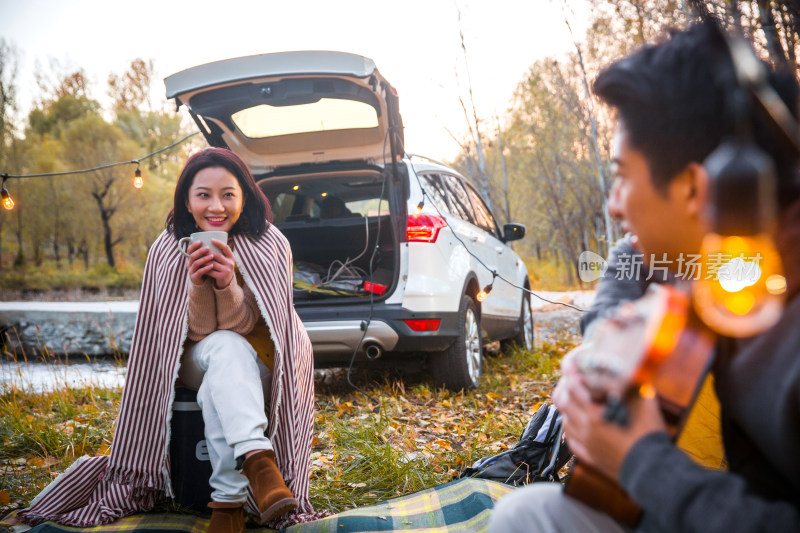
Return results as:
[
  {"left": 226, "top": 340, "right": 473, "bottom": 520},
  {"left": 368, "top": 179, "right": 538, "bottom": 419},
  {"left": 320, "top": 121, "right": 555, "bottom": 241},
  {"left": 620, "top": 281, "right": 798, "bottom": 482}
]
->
[{"left": 0, "top": 361, "right": 127, "bottom": 392}]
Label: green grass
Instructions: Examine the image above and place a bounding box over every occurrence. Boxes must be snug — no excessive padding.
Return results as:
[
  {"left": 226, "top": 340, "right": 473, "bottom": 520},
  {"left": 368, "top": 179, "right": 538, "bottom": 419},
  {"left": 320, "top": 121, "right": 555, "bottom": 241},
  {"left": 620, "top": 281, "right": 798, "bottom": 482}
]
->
[
  {"left": 525, "top": 256, "right": 588, "bottom": 291},
  {"left": 0, "top": 262, "right": 143, "bottom": 292},
  {"left": 0, "top": 385, "right": 122, "bottom": 511},
  {"left": 308, "top": 341, "right": 574, "bottom": 513},
  {"left": 0, "top": 336, "right": 578, "bottom": 516}
]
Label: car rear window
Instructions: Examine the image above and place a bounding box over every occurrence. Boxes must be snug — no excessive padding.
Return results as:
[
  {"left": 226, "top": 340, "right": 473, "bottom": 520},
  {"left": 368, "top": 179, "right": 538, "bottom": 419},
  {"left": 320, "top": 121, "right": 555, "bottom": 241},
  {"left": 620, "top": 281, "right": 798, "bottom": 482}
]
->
[
  {"left": 232, "top": 98, "right": 380, "bottom": 138},
  {"left": 262, "top": 176, "right": 390, "bottom": 223}
]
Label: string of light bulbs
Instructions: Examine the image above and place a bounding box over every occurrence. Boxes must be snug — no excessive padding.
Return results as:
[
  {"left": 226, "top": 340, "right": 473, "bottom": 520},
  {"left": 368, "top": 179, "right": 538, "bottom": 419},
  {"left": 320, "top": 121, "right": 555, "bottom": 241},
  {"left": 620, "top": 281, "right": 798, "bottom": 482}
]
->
[{"left": 0, "top": 131, "right": 201, "bottom": 210}]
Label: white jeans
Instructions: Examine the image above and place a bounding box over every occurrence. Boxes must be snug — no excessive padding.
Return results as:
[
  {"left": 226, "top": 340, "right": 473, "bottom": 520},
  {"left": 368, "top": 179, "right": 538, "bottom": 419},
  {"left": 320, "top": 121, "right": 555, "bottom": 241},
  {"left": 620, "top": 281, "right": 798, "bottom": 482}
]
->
[{"left": 179, "top": 330, "right": 273, "bottom": 503}]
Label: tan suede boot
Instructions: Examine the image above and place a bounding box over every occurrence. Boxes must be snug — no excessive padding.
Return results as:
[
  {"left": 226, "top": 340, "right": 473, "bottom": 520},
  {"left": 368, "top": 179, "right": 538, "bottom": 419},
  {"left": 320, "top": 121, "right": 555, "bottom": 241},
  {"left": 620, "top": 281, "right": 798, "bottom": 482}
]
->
[
  {"left": 207, "top": 501, "right": 245, "bottom": 533},
  {"left": 241, "top": 450, "right": 298, "bottom": 524}
]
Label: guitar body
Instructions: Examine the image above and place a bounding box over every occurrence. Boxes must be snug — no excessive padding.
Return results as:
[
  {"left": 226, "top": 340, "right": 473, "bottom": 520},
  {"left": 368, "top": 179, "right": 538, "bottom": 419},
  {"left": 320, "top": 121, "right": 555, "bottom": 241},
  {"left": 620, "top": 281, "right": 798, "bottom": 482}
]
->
[
  {"left": 567, "top": 461, "right": 644, "bottom": 526},
  {"left": 563, "top": 284, "right": 716, "bottom": 527}
]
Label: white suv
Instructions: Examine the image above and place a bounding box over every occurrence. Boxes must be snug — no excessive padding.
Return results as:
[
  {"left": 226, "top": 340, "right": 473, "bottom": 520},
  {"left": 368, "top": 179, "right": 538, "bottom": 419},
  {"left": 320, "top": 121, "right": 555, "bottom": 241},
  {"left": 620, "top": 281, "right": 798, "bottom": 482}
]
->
[{"left": 165, "top": 51, "right": 533, "bottom": 390}]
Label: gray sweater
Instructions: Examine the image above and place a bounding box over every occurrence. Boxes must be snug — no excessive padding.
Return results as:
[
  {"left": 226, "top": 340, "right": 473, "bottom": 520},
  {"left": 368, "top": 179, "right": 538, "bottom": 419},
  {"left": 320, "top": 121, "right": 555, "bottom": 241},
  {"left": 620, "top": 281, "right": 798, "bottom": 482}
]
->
[
  {"left": 585, "top": 236, "right": 800, "bottom": 532},
  {"left": 621, "top": 294, "right": 800, "bottom": 532},
  {"left": 580, "top": 235, "right": 671, "bottom": 336}
]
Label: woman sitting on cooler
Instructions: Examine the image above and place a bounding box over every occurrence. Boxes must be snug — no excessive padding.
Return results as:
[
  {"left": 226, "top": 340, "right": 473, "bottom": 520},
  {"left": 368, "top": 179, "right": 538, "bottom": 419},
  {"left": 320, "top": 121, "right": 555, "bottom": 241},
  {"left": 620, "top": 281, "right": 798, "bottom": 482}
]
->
[{"left": 19, "top": 148, "right": 315, "bottom": 533}]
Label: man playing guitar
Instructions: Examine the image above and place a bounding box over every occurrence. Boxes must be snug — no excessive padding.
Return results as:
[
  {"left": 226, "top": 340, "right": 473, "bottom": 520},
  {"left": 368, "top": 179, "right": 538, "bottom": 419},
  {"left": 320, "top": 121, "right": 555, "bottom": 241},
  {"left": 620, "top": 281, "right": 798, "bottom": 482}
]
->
[{"left": 490, "top": 22, "right": 800, "bottom": 533}]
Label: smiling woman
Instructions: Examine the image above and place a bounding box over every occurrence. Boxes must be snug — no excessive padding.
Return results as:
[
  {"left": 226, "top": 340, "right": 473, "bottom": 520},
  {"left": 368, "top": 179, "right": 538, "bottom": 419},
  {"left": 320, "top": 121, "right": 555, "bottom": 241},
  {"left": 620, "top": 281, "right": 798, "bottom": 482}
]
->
[
  {"left": 167, "top": 148, "right": 272, "bottom": 239},
  {"left": 19, "top": 148, "right": 318, "bottom": 531},
  {"left": 186, "top": 167, "right": 245, "bottom": 232}
]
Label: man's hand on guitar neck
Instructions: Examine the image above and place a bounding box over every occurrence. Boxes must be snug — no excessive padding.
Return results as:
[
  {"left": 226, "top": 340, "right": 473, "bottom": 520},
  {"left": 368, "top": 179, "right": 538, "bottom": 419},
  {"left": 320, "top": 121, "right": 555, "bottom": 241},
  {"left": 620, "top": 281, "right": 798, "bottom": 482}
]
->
[{"left": 553, "top": 355, "right": 669, "bottom": 482}]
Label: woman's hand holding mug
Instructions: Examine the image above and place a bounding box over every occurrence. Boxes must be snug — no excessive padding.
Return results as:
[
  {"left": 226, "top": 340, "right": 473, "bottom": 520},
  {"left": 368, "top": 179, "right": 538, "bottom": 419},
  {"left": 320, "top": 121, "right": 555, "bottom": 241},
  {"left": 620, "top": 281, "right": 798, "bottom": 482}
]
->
[{"left": 180, "top": 231, "right": 234, "bottom": 288}]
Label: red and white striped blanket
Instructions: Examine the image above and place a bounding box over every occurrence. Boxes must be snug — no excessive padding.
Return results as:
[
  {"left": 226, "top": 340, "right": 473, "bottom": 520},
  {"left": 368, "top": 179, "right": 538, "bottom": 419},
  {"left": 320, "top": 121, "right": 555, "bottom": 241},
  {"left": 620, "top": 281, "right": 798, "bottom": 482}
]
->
[{"left": 19, "top": 227, "right": 315, "bottom": 526}]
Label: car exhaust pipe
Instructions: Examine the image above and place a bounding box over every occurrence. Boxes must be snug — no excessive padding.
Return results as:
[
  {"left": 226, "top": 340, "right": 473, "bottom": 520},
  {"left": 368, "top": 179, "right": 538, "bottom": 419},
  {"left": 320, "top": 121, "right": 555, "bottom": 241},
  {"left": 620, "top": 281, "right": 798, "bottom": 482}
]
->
[{"left": 364, "top": 343, "right": 383, "bottom": 359}]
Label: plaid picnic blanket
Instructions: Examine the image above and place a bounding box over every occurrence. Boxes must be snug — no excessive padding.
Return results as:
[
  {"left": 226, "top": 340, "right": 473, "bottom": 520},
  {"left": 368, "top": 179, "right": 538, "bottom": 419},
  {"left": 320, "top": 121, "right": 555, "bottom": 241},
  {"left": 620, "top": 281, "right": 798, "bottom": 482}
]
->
[{"left": 3, "top": 478, "right": 514, "bottom": 533}]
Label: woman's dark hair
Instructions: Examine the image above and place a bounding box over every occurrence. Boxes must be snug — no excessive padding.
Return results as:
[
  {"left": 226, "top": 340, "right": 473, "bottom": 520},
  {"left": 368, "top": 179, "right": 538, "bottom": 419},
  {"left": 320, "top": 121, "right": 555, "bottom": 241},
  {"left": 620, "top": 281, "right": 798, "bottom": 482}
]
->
[
  {"left": 166, "top": 148, "right": 273, "bottom": 239},
  {"left": 593, "top": 22, "right": 799, "bottom": 206}
]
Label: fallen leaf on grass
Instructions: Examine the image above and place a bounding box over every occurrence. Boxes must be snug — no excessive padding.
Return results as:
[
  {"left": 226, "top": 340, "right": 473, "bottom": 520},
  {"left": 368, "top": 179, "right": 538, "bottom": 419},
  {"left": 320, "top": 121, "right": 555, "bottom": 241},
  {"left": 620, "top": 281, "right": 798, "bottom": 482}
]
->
[
  {"left": 489, "top": 441, "right": 509, "bottom": 452},
  {"left": 431, "top": 439, "right": 452, "bottom": 451},
  {"left": 0, "top": 490, "right": 10, "bottom": 504},
  {"left": 335, "top": 402, "right": 354, "bottom": 415},
  {"left": 27, "top": 456, "right": 47, "bottom": 467}
]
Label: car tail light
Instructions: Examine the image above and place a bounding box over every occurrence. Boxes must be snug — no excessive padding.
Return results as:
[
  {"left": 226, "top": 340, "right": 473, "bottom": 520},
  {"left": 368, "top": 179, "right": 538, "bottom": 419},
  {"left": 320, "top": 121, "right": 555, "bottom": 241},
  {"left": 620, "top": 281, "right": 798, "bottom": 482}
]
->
[
  {"left": 404, "top": 319, "right": 441, "bottom": 332},
  {"left": 363, "top": 281, "right": 388, "bottom": 295},
  {"left": 406, "top": 214, "right": 447, "bottom": 243}
]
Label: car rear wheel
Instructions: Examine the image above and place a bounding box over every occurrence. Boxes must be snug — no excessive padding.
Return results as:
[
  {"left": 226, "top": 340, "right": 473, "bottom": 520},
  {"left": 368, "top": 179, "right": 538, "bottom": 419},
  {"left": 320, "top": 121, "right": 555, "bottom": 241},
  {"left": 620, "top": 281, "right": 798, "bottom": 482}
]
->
[
  {"left": 501, "top": 291, "right": 534, "bottom": 353},
  {"left": 431, "top": 295, "right": 482, "bottom": 390}
]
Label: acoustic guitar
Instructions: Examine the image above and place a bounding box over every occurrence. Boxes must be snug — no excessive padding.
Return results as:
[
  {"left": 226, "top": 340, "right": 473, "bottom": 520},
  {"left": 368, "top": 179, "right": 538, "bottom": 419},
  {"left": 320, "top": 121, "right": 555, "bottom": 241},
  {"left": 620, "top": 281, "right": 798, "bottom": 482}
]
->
[{"left": 563, "top": 283, "right": 716, "bottom": 527}]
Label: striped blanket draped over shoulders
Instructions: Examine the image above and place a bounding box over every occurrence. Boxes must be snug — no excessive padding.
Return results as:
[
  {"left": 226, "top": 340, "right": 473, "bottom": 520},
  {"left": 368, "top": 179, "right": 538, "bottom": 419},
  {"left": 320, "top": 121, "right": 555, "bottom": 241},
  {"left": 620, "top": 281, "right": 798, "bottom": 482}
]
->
[{"left": 19, "top": 226, "right": 315, "bottom": 526}]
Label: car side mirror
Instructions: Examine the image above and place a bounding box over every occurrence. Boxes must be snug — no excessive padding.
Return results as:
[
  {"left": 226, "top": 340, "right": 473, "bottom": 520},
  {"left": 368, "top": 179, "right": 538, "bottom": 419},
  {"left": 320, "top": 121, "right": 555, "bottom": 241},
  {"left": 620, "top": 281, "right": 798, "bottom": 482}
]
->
[{"left": 503, "top": 223, "right": 526, "bottom": 242}]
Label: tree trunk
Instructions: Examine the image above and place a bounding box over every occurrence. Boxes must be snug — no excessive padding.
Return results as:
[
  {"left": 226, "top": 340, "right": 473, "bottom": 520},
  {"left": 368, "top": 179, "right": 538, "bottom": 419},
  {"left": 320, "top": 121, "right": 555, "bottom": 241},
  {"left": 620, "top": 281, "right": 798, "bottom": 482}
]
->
[
  {"left": 456, "top": 7, "right": 493, "bottom": 211},
  {"left": 101, "top": 210, "right": 115, "bottom": 268},
  {"left": 50, "top": 179, "right": 61, "bottom": 267},
  {"left": 562, "top": 11, "right": 613, "bottom": 256},
  {"left": 78, "top": 239, "right": 89, "bottom": 270},
  {"left": 13, "top": 190, "right": 23, "bottom": 268},
  {"left": 91, "top": 184, "right": 118, "bottom": 268},
  {"left": 33, "top": 239, "right": 42, "bottom": 266},
  {"left": 67, "top": 237, "right": 75, "bottom": 267},
  {"left": 53, "top": 240, "right": 61, "bottom": 267},
  {"left": 496, "top": 117, "right": 511, "bottom": 225}
]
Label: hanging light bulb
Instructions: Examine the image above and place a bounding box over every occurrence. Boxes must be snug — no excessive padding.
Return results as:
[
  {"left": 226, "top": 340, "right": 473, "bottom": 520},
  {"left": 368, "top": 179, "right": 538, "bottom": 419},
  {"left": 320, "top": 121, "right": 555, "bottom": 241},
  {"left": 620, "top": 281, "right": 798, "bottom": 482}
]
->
[
  {"left": 133, "top": 167, "right": 143, "bottom": 189},
  {"left": 693, "top": 141, "right": 785, "bottom": 337},
  {"left": 1, "top": 179, "right": 13, "bottom": 210},
  {"left": 413, "top": 200, "right": 424, "bottom": 216},
  {"left": 476, "top": 285, "right": 491, "bottom": 302},
  {"left": 694, "top": 233, "right": 784, "bottom": 337},
  {"left": 477, "top": 274, "right": 496, "bottom": 302}
]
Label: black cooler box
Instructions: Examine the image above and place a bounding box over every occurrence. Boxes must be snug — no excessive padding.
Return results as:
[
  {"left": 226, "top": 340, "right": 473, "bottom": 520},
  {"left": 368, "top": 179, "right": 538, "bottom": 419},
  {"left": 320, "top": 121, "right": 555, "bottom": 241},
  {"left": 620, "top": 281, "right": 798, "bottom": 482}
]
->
[{"left": 170, "top": 387, "right": 213, "bottom": 512}]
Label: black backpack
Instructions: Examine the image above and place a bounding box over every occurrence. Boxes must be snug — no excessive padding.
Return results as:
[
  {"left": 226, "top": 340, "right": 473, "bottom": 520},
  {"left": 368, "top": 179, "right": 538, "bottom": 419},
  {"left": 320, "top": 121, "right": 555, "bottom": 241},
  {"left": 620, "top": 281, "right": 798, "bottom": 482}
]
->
[{"left": 458, "top": 402, "right": 570, "bottom": 486}]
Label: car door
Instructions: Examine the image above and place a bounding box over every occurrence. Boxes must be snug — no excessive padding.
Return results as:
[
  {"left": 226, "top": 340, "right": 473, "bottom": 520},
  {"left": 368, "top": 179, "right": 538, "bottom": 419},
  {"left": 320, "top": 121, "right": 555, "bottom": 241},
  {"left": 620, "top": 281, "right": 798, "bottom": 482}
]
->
[
  {"left": 462, "top": 182, "right": 520, "bottom": 318},
  {"left": 437, "top": 173, "right": 505, "bottom": 316}
]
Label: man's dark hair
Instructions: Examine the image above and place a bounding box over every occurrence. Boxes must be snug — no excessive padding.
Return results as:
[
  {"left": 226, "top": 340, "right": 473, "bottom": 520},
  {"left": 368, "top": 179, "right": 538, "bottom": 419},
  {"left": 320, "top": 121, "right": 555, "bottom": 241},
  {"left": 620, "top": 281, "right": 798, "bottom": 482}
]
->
[
  {"left": 594, "top": 22, "right": 799, "bottom": 207},
  {"left": 166, "top": 147, "right": 273, "bottom": 239}
]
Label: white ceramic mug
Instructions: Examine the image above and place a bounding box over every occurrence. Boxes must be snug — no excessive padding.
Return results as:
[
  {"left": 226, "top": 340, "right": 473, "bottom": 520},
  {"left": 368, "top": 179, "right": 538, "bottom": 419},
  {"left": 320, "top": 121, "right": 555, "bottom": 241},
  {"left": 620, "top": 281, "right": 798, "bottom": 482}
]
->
[{"left": 178, "top": 231, "right": 228, "bottom": 258}]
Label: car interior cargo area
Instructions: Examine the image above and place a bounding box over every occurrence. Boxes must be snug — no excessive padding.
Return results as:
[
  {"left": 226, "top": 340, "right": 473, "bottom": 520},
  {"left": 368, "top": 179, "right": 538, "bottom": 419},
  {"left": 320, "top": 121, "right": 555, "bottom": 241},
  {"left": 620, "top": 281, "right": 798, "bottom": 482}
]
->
[{"left": 258, "top": 170, "right": 397, "bottom": 301}]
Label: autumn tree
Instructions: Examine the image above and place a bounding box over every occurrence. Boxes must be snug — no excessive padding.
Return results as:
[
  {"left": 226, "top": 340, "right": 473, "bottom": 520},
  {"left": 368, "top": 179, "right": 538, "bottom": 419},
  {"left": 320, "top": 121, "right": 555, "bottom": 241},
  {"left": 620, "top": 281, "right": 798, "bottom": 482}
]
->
[
  {"left": 0, "top": 56, "right": 189, "bottom": 273},
  {"left": 108, "top": 58, "right": 154, "bottom": 112},
  {"left": 60, "top": 115, "right": 138, "bottom": 268},
  {"left": 448, "top": 0, "right": 799, "bottom": 286},
  {"left": 27, "top": 68, "right": 99, "bottom": 139},
  {"left": 109, "top": 58, "right": 189, "bottom": 261},
  {"left": 0, "top": 39, "right": 19, "bottom": 270},
  {"left": 504, "top": 59, "right": 608, "bottom": 284},
  {"left": 19, "top": 68, "right": 104, "bottom": 269}
]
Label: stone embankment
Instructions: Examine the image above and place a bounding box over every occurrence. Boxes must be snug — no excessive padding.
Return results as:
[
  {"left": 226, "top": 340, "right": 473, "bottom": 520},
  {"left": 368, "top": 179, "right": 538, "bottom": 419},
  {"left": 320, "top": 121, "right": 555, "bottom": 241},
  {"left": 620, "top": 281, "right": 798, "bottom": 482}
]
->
[
  {"left": 0, "top": 291, "right": 594, "bottom": 358},
  {"left": 0, "top": 302, "right": 137, "bottom": 358}
]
